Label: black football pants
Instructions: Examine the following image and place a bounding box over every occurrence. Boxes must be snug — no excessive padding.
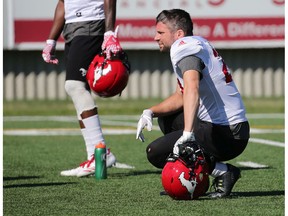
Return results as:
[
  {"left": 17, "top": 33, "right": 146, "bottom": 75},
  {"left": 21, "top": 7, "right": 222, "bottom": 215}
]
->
[{"left": 146, "top": 111, "right": 250, "bottom": 170}]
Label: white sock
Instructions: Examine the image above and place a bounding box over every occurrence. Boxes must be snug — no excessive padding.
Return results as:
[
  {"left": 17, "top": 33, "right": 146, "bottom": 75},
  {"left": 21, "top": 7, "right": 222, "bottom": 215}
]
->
[
  {"left": 80, "top": 128, "right": 93, "bottom": 160},
  {"left": 211, "top": 162, "right": 228, "bottom": 178},
  {"left": 82, "top": 115, "right": 105, "bottom": 159}
]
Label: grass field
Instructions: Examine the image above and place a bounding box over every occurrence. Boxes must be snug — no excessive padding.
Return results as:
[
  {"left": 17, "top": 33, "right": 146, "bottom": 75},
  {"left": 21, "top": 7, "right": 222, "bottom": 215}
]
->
[{"left": 3, "top": 98, "right": 285, "bottom": 216}]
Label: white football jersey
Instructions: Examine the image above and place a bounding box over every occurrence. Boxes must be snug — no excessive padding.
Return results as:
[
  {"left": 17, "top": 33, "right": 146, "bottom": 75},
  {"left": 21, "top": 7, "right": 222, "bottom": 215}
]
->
[
  {"left": 64, "top": 0, "right": 105, "bottom": 23},
  {"left": 170, "top": 36, "right": 247, "bottom": 125}
]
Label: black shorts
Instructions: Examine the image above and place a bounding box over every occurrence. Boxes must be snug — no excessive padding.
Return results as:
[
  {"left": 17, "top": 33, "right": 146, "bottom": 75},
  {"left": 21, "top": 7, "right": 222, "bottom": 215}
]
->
[
  {"left": 64, "top": 35, "right": 103, "bottom": 82},
  {"left": 146, "top": 111, "right": 250, "bottom": 169}
]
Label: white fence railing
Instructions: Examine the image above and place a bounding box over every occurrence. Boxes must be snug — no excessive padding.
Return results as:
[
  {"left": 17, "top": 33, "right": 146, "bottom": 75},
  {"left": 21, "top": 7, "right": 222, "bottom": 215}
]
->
[{"left": 3, "top": 68, "right": 284, "bottom": 101}]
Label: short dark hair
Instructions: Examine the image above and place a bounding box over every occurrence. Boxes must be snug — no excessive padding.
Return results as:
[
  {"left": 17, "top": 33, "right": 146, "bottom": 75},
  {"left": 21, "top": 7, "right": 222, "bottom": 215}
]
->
[{"left": 156, "top": 9, "right": 193, "bottom": 36}]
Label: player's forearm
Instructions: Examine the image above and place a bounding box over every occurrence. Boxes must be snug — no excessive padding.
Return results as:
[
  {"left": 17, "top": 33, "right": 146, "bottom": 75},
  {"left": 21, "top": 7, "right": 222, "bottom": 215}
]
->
[
  {"left": 104, "top": 0, "right": 117, "bottom": 31},
  {"left": 183, "top": 87, "right": 199, "bottom": 132},
  {"left": 150, "top": 92, "right": 183, "bottom": 117},
  {"left": 48, "top": 0, "right": 65, "bottom": 40}
]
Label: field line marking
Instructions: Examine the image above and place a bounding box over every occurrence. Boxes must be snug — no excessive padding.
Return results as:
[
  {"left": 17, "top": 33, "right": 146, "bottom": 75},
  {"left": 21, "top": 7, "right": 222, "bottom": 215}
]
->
[
  {"left": 3, "top": 127, "right": 284, "bottom": 135},
  {"left": 246, "top": 113, "right": 284, "bottom": 119},
  {"left": 249, "top": 138, "right": 284, "bottom": 148},
  {"left": 3, "top": 113, "right": 284, "bottom": 122},
  {"left": 4, "top": 129, "right": 284, "bottom": 149},
  {"left": 250, "top": 128, "right": 284, "bottom": 134},
  {"left": 4, "top": 114, "right": 284, "bottom": 148},
  {"left": 114, "top": 162, "right": 135, "bottom": 169},
  {"left": 3, "top": 128, "right": 136, "bottom": 136},
  {"left": 237, "top": 161, "right": 269, "bottom": 168}
]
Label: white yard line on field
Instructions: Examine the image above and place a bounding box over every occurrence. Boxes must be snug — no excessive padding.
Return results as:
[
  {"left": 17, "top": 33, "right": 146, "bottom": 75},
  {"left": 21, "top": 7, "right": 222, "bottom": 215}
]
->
[
  {"left": 3, "top": 128, "right": 136, "bottom": 136},
  {"left": 4, "top": 113, "right": 284, "bottom": 122},
  {"left": 4, "top": 115, "right": 284, "bottom": 149},
  {"left": 237, "top": 161, "right": 269, "bottom": 168},
  {"left": 114, "top": 162, "right": 135, "bottom": 169},
  {"left": 3, "top": 115, "right": 140, "bottom": 122},
  {"left": 250, "top": 128, "right": 285, "bottom": 134},
  {"left": 3, "top": 128, "right": 285, "bottom": 148},
  {"left": 246, "top": 113, "right": 284, "bottom": 119},
  {"left": 249, "top": 138, "right": 284, "bottom": 148}
]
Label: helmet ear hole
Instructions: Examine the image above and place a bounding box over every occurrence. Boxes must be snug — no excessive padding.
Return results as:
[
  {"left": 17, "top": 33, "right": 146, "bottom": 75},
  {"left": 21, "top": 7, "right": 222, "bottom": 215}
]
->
[{"left": 86, "top": 52, "right": 130, "bottom": 97}]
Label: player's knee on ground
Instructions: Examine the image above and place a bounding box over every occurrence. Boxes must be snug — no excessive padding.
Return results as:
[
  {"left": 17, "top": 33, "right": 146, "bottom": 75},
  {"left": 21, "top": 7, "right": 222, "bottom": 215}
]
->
[
  {"left": 146, "top": 143, "right": 168, "bottom": 169},
  {"left": 146, "top": 130, "right": 182, "bottom": 168}
]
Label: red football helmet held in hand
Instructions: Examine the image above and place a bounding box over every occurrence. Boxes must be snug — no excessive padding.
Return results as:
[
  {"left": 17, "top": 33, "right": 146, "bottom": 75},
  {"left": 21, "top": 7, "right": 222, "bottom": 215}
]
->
[
  {"left": 86, "top": 51, "right": 130, "bottom": 97},
  {"left": 162, "top": 144, "right": 210, "bottom": 200}
]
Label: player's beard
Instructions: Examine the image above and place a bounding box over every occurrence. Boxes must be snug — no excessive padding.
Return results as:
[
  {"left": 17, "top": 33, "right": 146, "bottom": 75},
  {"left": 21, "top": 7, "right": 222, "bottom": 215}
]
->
[{"left": 158, "top": 43, "right": 169, "bottom": 52}]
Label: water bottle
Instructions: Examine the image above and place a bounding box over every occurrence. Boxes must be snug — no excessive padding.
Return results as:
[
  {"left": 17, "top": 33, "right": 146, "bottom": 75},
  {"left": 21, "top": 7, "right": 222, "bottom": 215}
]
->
[{"left": 94, "top": 142, "right": 107, "bottom": 180}]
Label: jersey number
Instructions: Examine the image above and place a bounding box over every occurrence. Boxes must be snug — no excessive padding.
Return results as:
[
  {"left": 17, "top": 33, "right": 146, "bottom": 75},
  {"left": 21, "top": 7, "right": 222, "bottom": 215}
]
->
[{"left": 212, "top": 48, "right": 232, "bottom": 83}]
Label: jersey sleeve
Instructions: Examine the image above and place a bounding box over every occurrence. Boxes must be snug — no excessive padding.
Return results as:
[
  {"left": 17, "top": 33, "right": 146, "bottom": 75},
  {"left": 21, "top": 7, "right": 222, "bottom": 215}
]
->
[{"left": 178, "top": 55, "right": 205, "bottom": 79}]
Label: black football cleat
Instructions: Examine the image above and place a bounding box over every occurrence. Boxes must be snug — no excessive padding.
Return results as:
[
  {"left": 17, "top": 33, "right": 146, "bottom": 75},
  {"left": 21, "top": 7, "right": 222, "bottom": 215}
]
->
[{"left": 209, "top": 164, "right": 241, "bottom": 198}]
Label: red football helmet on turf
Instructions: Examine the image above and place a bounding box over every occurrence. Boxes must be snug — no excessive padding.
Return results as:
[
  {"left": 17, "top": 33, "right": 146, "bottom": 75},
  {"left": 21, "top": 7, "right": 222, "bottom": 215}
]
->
[
  {"left": 161, "top": 147, "right": 210, "bottom": 200},
  {"left": 86, "top": 52, "right": 130, "bottom": 97}
]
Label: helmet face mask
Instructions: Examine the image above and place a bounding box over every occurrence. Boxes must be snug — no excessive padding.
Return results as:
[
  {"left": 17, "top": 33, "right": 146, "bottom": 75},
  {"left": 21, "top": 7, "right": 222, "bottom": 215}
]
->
[
  {"left": 86, "top": 52, "right": 130, "bottom": 97},
  {"left": 161, "top": 144, "right": 210, "bottom": 200}
]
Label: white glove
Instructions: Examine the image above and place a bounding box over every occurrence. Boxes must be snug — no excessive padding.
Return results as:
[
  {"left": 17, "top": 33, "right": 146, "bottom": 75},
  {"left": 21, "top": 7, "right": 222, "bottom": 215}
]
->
[
  {"left": 173, "top": 131, "right": 196, "bottom": 155},
  {"left": 136, "top": 109, "right": 153, "bottom": 142},
  {"left": 42, "top": 39, "right": 59, "bottom": 64},
  {"left": 101, "top": 25, "right": 122, "bottom": 59}
]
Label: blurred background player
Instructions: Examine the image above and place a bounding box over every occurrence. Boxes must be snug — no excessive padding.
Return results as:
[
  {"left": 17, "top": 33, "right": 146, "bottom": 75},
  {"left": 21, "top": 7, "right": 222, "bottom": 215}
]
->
[
  {"left": 136, "top": 9, "right": 250, "bottom": 198},
  {"left": 42, "top": 0, "right": 122, "bottom": 177}
]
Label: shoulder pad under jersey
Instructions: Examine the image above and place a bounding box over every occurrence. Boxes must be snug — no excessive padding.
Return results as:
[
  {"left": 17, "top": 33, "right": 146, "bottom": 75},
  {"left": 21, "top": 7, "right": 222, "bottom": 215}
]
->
[{"left": 170, "top": 37, "right": 203, "bottom": 64}]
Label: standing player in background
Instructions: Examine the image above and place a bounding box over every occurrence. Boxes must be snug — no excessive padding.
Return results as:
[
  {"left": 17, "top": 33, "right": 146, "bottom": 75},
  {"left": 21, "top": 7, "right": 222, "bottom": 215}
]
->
[
  {"left": 42, "top": 0, "right": 122, "bottom": 177},
  {"left": 136, "top": 9, "right": 250, "bottom": 198}
]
